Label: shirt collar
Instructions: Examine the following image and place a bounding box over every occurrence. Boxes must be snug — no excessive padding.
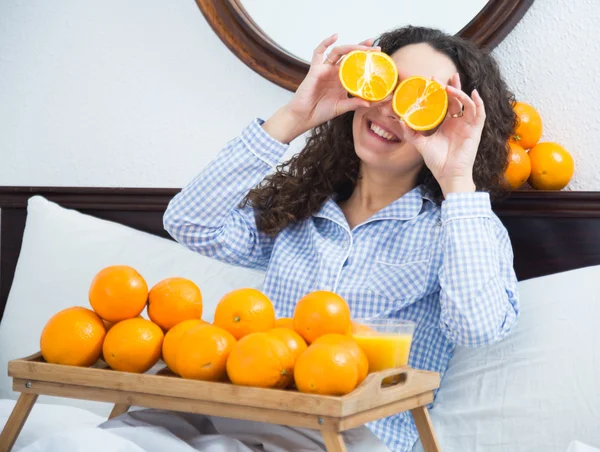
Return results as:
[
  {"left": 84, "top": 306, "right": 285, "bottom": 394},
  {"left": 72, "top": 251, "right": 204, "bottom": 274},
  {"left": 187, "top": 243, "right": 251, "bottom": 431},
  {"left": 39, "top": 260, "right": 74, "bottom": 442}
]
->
[{"left": 312, "top": 185, "right": 435, "bottom": 229}]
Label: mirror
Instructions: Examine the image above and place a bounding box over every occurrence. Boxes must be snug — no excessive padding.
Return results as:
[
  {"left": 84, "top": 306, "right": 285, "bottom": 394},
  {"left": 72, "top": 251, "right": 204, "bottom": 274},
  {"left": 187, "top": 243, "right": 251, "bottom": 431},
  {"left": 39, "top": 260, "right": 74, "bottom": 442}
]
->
[{"left": 196, "top": 0, "right": 534, "bottom": 92}]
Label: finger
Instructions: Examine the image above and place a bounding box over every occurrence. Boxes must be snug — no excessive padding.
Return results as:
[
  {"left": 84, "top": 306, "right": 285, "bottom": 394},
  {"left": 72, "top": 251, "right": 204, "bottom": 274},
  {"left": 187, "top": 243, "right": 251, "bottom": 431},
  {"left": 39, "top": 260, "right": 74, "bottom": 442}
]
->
[
  {"left": 359, "top": 37, "right": 374, "bottom": 46},
  {"left": 472, "top": 89, "right": 486, "bottom": 125},
  {"left": 447, "top": 97, "right": 463, "bottom": 118},
  {"left": 312, "top": 33, "right": 339, "bottom": 65},
  {"left": 358, "top": 38, "right": 381, "bottom": 50},
  {"left": 450, "top": 72, "right": 461, "bottom": 91},
  {"left": 431, "top": 75, "right": 446, "bottom": 89},
  {"left": 446, "top": 85, "right": 477, "bottom": 122},
  {"left": 397, "top": 119, "right": 423, "bottom": 147},
  {"left": 326, "top": 44, "right": 380, "bottom": 65},
  {"left": 337, "top": 96, "right": 372, "bottom": 115},
  {"left": 443, "top": 75, "right": 463, "bottom": 117}
]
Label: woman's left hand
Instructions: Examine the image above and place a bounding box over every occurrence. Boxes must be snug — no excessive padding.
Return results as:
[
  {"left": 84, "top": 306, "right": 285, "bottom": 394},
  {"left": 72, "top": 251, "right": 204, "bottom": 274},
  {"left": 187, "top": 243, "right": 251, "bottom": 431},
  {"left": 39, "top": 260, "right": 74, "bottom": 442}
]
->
[{"left": 399, "top": 73, "right": 486, "bottom": 197}]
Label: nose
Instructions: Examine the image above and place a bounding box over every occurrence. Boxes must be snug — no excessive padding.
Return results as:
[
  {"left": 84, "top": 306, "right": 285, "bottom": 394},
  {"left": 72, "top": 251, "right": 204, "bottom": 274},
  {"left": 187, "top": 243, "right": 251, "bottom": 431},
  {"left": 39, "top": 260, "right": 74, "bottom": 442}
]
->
[{"left": 373, "top": 94, "right": 399, "bottom": 121}]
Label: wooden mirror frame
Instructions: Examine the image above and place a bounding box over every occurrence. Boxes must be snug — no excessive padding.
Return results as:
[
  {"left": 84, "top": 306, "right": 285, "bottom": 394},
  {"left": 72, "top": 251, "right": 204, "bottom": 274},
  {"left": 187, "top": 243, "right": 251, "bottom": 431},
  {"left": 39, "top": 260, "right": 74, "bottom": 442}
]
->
[{"left": 195, "top": 0, "right": 534, "bottom": 92}]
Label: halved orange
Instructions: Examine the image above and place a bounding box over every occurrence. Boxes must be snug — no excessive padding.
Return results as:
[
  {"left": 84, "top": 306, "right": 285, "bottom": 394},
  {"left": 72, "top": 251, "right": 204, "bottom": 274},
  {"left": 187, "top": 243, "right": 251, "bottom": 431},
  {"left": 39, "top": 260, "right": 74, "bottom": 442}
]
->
[
  {"left": 392, "top": 76, "right": 448, "bottom": 131},
  {"left": 339, "top": 50, "right": 398, "bottom": 101}
]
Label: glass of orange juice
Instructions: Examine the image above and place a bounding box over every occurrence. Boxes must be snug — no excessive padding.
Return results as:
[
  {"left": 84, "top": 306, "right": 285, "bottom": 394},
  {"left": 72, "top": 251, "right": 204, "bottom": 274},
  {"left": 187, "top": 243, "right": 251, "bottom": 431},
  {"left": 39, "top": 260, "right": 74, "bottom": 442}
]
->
[{"left": 351, "top": 319, "right": 415, "bottom": 383}]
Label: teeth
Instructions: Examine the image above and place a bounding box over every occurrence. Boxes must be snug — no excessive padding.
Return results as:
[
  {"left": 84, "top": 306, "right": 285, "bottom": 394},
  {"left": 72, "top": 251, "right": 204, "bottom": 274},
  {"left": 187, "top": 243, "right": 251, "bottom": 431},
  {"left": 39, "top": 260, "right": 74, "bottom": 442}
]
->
[{"left": 369, "top": 122, "right": 398, "bottom": 141}]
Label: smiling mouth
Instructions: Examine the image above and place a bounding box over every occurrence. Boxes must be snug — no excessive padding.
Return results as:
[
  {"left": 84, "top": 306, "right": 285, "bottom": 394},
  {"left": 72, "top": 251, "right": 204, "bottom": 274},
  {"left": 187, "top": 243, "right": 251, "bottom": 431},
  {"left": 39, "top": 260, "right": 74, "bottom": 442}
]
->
[{"left": 366, "top": 120, "right": 401, "bottom": 143}]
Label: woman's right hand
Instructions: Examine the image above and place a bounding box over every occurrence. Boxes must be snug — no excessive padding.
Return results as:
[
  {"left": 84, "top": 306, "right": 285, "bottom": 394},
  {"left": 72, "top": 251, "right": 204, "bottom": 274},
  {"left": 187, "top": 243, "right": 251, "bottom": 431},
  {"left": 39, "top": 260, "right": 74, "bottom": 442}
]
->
[{"left": 263, "top": 34, "right": 380, "bottom": 144}]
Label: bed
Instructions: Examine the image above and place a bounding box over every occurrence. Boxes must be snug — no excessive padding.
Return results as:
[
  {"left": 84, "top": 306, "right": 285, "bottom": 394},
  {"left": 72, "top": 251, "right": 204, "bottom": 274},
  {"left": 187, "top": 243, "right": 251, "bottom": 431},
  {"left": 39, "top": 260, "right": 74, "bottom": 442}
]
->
[{"left": 0, "top": 186, "right": 599, "bottom": 452}]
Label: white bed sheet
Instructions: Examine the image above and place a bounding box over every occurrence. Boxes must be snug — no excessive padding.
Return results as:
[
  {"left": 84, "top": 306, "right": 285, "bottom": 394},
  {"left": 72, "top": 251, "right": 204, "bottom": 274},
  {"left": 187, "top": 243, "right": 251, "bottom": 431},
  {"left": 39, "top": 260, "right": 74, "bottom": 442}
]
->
[
  {"left": 0, "top": 399, "right": 105, "bottom": 450},
  {"left": 3, "top": 399, "right": 599, "bottom": 452},
  {"left": 1, "top": 400, "right": 389, "bottom": 452}
]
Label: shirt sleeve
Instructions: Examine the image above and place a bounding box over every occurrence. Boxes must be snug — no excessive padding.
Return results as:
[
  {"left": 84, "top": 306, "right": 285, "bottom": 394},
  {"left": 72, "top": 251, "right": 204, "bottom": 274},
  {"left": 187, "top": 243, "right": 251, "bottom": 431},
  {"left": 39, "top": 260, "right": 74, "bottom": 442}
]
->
[
  {"left": 163, "top": 118, "right": 289, "bottom": 271},
  {"left": 437, "top": 191, "right": 520, "bottom": 347}
]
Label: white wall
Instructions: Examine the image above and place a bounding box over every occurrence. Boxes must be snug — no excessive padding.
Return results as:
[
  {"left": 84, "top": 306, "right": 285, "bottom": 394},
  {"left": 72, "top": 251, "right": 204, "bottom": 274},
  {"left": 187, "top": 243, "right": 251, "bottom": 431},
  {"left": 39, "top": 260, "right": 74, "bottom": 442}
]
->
[
  {"left": 493, "top": 0, "right": 600, "bottom": 191},
  {"left": 0, "top": 0, "right": 598, "bottom": 191},
  {"left": 0, "top": 0, "right": 294, "bottom": 188}
]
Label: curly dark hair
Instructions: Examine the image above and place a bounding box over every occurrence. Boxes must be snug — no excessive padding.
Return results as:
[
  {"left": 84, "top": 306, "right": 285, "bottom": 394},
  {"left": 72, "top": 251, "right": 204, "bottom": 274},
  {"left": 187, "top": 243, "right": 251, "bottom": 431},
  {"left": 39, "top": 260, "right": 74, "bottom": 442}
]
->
[{"left": 241, "top": 26, "right": 518, "bottom": 236}]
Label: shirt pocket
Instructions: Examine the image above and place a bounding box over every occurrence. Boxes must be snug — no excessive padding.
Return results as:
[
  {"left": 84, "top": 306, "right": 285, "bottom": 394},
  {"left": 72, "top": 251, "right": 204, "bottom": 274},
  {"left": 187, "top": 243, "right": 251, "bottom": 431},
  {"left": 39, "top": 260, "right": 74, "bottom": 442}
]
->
[{"left": 368, "top": 246, "right": 431, "bottom": 303}]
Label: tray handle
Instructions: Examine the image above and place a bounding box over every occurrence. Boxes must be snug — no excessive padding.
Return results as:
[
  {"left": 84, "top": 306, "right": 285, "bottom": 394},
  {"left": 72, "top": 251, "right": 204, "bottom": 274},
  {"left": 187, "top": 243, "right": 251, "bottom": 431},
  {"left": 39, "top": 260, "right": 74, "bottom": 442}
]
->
[{"left": 350, "top": 367, "right": 412, "bottom": 399}]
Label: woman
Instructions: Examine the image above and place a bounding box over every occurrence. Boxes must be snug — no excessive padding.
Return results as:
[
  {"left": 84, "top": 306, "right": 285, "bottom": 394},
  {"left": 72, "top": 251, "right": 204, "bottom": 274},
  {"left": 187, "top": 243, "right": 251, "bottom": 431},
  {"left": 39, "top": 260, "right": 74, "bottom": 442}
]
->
[{"left": 163, "top": 26, "right": 520, "bottom": 452}]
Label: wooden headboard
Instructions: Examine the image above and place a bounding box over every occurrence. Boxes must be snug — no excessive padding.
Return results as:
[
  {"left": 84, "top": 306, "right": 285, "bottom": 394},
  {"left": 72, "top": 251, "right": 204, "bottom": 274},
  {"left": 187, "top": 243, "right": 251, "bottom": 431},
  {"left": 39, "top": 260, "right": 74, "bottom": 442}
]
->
[{"left": 2, "top": 186, "right": 600, "bottom": 322}]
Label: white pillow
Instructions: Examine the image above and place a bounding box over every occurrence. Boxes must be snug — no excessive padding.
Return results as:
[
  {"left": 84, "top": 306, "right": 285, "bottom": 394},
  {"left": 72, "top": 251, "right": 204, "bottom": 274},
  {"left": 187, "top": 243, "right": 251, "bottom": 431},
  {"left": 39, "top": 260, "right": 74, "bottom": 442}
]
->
[
  {"left": 414, "top": 265, "right": 600, "bottom": 452},
  {"left": 0, "top": 196, "right": 265, "bottom": 416}
]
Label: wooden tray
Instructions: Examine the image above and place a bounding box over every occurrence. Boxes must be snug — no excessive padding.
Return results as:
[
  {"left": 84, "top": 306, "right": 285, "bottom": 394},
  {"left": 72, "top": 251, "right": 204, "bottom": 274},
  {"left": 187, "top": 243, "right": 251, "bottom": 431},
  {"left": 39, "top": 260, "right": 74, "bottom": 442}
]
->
[{"left": 0, "top": 353, "right": 441, "bottom": 452}]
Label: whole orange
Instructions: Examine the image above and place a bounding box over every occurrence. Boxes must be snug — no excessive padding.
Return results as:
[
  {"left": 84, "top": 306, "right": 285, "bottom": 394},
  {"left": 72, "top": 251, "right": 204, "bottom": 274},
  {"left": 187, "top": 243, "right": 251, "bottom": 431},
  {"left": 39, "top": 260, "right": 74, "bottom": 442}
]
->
[
  {"left": 213, "top": 288, "right": 275, "bottom": 340},
  {"left": 528, "top": 142, "right": 574, "bottom": 190},
  {"left": 294, "top": 343, "right": 358, "bottom": 396},
  {"left": 103, "top": 317, "right": 164, "bottom": 373},
  {"left": 293, "top": 291, "right": 351, "bottom": 344},
  {"left": 148, "top": 277, "right": 203, "bottom": 331},
  {"left": 312, "top": 333, "right": 369, "bottom": 385},
  {"left": 226, "top": 332, "right": 294, "bottom": 389},
  {"left": 176, "top": 324, "right": 236, "bottom": 381},
  {"left": 269, "top": 327, "right": 308, "bottom": 363},
  {"left": 89, "top": 265, "right": 148, "bottom": 323},
  {"left": 274, "top": 317, "right": 294, "bottom": 329},
  {"left": 162, "top": 319, "right": 208, "bottom": 374},
  {"left": 40, "top": 306, "right": 106, "bottom": 367},
  {"left": 511, "top": 101, "right": 543, "bottom": 149},
  {"left": 502, "top": 142, "right": 531, "bottom": 190}
]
